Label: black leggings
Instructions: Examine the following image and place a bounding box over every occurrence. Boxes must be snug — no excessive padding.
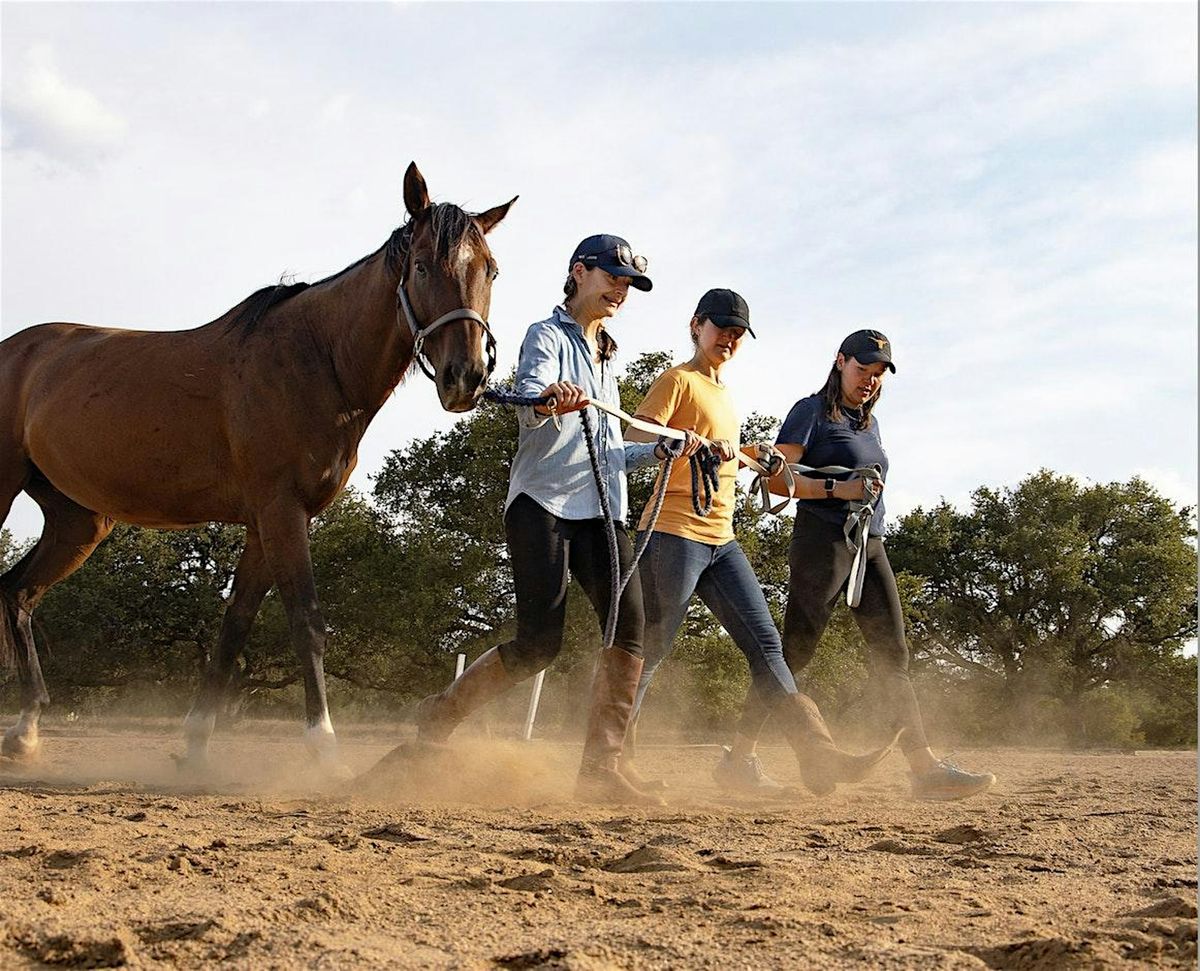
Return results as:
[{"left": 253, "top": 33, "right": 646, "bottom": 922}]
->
[
  {"left": 497, "top": 494, "right": 644, "bottom": 680},
  {"left": 737, "top": 509, "right": 929, "bottom": 751}
]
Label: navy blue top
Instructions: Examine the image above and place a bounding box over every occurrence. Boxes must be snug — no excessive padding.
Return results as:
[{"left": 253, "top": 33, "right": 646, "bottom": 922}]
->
[{"left": 776, "top": 393, "right": 889, "bottom": 535}]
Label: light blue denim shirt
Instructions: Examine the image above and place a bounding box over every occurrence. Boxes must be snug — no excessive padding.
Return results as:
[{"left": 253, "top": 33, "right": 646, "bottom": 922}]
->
[{"left": 505, "top": 306, "right": 658, "bottom": 522}]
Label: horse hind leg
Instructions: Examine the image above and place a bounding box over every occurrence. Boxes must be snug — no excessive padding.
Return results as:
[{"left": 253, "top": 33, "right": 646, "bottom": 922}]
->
[
  {"left": 0, "top": 448, "right": 33, "bottom": 672},
  {"left": 180, "top": 530, "right": 272, "bottom": 771},
  {"left": 1, "top": 477, "right": 113, "bottom": 761}
]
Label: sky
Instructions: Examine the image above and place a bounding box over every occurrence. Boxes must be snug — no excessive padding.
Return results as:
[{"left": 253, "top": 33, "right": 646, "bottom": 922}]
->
[{"left": 2, "top": 2, "right": 1197, "bottom": 544}]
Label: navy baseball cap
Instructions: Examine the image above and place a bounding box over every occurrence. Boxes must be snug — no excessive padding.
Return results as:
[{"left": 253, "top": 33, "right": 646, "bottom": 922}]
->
[
  {"left": 839, "top": 329, "right": 895, "bottom": 372},
  {"left": 695, "top": 288, "right": 755, "bottom": 338},
  {"left": 569, "top": 234, "right": 653, "bottom": 291}
]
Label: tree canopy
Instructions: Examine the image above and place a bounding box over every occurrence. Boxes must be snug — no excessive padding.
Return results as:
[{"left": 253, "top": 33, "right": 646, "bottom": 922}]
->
[{"left": 889, "top": 471, "right": 1197, "bottom": 745}]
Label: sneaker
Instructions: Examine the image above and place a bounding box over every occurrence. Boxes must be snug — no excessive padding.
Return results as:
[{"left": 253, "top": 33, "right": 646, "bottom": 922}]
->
[
  {"left": 910, "top": 759, "right": 995, "bottom": 801},
  {"left": 712, "top": 746, "right": 783, "bottom": 792}
]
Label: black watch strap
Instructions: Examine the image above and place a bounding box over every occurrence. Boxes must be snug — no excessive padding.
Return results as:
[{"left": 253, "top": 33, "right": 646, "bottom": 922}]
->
[{"left": 824, "top": 478, "right": 836, "bottom": 499}]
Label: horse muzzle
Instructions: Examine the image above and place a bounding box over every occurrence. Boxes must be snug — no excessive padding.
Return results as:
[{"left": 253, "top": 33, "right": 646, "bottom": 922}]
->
[{"left": 437, "top": 359, "right": 489, "bottom": 412}]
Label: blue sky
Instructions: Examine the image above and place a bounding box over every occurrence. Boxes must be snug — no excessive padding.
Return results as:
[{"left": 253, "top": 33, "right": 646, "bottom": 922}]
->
[{"left": 2, "top": 2, "right": 1197, "bottom": 543}]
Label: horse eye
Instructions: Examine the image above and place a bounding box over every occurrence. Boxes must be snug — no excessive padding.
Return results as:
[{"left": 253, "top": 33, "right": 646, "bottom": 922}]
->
[
  {"left": 490, "top": 266, "right": 500, "bottom": 282},
  {"left": 415, "top": 261, "right": 427, "bottom": 276}
]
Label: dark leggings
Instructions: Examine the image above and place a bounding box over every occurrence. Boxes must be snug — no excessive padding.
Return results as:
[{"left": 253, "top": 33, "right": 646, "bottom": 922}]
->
[
  {"left": 736, "top": 509, "right": 929, "bottom": 751},
  {"left": 497, "top": 494, "right": 644, "bottom": 680}
]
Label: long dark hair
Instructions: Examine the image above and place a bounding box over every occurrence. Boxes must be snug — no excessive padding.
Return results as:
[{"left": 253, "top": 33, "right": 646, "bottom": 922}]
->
[
  {"left": 817, "top": 355, "right": 880, "bottom": 430},
  {"left": 562, "top": 274, "right": 618, "bottom": 362}
]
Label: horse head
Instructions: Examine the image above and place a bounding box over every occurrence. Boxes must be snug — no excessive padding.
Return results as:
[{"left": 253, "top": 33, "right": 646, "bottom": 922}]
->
[{"left": 399, "top": 162, "right": 516, "bottom": 412}]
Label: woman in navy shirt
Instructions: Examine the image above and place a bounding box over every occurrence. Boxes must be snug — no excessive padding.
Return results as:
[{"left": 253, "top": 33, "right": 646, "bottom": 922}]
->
[{"left": 737, "top": 330, "right": 994, "bottom": 801}]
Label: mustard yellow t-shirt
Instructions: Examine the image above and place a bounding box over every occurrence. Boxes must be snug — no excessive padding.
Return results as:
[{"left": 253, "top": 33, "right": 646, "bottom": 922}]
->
[{"left": 635, "top": 363, "right": 740, "bottom": 545}]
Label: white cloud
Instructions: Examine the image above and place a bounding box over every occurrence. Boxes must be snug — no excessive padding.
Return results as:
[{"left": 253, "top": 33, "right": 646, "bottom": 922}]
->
[
  {"left": 1, "top": 43, "right": 127, "bottom": 169},
  {"left": 1133, "top": 468, "right": 1199, "bottom": 513}
]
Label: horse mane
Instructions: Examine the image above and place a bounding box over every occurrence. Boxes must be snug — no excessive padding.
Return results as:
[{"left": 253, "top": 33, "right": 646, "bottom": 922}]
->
[{"left": 222, "top": 202, "right": 484, "bottom": 336}]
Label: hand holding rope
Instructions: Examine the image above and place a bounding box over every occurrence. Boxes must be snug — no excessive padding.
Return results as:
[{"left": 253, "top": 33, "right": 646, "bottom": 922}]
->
[
  {"left": 744, "top": 443, "right": 796, "bottom": 515},
  {"left": 786, "top": 461, "right": 885, "bottom": 608}
]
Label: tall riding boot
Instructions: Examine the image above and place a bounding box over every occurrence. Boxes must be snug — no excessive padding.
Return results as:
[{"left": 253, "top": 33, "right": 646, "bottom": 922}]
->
[
  {"left": 576, "top": 649, "right": 666, "bottom": 807},
  {"left": 415, "top": 648, "right": 519, "bottom": 743},
  {"left": 777, "top": 692, "right": 899, "bottom": 796},
  {"left": 618, "top": 712, "right": 668, "bottom": 793}
]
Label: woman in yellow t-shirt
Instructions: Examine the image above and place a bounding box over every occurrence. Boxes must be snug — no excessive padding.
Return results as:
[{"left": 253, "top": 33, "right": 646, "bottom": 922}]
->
[{"left": 624, "top": 289, "right": 893, "bottom": 795}]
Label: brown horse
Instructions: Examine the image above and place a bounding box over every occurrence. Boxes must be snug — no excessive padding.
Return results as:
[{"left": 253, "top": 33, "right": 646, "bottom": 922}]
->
[{"left": 0, "top": 162, "right": 515, "bottom": 774}]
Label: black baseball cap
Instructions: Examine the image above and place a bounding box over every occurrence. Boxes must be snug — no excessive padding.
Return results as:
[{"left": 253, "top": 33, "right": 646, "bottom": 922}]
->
[
  {"left": 694, "top": 288, "right": 755, "bottom": 338},
  {"left": 839, "top": 329, "right": 895, "bottom": 372},
  {"left": 568, "top": 234, "right": 653, "bottom": 291}
]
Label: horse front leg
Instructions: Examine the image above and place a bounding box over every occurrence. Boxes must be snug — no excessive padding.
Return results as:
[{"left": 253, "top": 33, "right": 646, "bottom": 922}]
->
[
  {"left": 255, "top": 499, "right": 347, "bottom": 779},
  {"left": 181, "top": 530, "right": 272, "bottom": 771}
]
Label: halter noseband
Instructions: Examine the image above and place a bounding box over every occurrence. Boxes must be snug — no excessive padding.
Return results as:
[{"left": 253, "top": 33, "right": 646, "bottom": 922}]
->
[{"left": 394, "top": 223, "right": 498, "bottom": 383}]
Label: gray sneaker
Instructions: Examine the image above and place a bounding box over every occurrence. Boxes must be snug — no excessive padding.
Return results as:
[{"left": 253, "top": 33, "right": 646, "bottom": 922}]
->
[
  {"left": 910, "top": 759, "right": 995, "bottom": 801},
  {"left": 712, "top": 746, "right": 783, "bottom": 792}
]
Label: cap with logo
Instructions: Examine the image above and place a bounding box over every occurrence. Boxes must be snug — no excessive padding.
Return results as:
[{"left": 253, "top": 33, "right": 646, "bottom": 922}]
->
[
  {"left": 694, "top": 288, "right": 755, "bottom": 338},
  {"left": 568, "top": 234, "right": 653, "bottom": 291},
  {"left": 839, "top": 329, "right": 895, "bottom": 372}
]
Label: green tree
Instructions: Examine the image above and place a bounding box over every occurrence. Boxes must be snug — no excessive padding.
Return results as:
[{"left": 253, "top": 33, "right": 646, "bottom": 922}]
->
[
  {"left": 0, "top": 527, "right": 32, "bottom": 573},
  {"left": 888, "top": 471, "right": 1197, "bottom": 745}
]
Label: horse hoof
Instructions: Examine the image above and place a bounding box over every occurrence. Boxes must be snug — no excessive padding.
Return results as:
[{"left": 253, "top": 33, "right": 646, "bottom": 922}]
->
[{"left": 1, "top": 729, "right": 41, "bottom": 762}]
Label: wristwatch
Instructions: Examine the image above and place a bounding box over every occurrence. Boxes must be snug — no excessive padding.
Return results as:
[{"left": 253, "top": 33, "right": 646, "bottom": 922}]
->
[{"left": 824, "top": 477, "right": 835, "bottom": 499}]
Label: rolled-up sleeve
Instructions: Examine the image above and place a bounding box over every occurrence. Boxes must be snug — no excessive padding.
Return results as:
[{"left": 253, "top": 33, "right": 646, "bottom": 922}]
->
[
  {"left": 623, "top": 442, "right": 659, "bottom": 471},
  {"left": 514, "top": 323, "right": 562, "bottom": 429}
]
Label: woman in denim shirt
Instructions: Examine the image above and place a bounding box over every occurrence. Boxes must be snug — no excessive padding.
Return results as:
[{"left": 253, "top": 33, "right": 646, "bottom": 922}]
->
[{"left": 415, "top": 234, "right": 698, "bottom": 805}]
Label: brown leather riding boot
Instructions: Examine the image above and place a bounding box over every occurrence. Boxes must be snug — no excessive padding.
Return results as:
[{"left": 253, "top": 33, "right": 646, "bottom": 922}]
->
[
  {"left": 575, "top": 649, "right": 666, "bottom": 807},
  {"left": 415, "top": 648, "right": 518, "bottom": 743},
  {"left": 617, "top": 713, "right": 668, "bottom": 793},
  {"left": 778, "top": 692, "right": 899, "bottom": 796}
]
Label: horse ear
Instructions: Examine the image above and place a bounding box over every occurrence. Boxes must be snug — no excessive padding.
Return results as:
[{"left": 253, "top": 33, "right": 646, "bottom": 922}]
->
[
  {"left": 475, "top": 196, "right": 518, "bottom": 234},
  {"left": 403, "top": 162, "right": 431, "bottom": 218}
]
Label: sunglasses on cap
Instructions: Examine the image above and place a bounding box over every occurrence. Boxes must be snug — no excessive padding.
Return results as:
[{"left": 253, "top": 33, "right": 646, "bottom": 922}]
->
[{"left": 578, "top": 244, "right": 649, "bottom": 273}]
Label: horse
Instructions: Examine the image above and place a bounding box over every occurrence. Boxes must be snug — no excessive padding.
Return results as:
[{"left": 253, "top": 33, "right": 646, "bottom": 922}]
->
[{"left": 0, "top": 162, "right": 516, "bottom": 775}]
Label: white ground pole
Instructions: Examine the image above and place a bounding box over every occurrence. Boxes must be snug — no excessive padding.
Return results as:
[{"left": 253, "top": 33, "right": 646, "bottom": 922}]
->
[
  {"left": 522, "top": 670, "right": 546, "bottom": 741},
  {"left": 454, "top": 653, "right": 466, "bottom": 680}
]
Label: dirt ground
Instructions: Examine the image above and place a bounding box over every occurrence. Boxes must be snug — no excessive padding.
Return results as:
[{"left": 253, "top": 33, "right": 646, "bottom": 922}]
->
[{"left": 0, "top": 720, "right": 1194, "bottom": 970}]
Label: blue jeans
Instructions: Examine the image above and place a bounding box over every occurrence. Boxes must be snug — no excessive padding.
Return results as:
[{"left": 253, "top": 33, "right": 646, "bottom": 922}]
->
[{"left": 633, "top": 531, "right": 798, "bottom": 716}]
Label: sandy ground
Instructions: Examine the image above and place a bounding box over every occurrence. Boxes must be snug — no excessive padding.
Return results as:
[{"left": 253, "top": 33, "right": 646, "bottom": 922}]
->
[{"left": 0, "top": 720, "right": 1194, "bottom": 969}]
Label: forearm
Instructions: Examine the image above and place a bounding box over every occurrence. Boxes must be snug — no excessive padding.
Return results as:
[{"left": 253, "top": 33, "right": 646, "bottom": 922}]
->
[{"left": 792, "top": 476, "right": 834, "bottom": 500}]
